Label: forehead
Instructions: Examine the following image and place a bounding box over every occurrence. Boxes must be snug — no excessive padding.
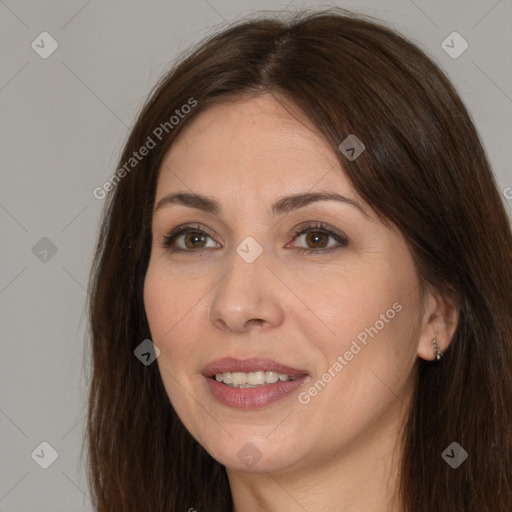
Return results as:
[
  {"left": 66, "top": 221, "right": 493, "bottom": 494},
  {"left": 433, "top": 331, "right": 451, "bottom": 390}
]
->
[{"left": 156, "top": 94, "right": 354, "bottom": 201}]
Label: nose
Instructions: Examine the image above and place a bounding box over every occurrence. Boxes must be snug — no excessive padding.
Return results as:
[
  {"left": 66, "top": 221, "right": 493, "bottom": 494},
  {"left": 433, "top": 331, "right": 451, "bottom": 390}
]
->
[{"left": 209, "top": 249, "right": 285, "bottom": 334}]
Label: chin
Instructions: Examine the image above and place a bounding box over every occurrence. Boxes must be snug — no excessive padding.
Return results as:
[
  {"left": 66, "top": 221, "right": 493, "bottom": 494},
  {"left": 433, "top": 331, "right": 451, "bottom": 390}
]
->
[{"left": 200, "top": 430, "right": 304, "bottom": 474}]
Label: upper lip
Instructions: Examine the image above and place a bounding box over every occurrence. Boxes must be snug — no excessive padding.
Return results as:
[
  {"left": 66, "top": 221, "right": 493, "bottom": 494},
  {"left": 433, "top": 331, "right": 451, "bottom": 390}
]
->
[{"left": 202, "top": 357, "right": 309, "bottom": 378}]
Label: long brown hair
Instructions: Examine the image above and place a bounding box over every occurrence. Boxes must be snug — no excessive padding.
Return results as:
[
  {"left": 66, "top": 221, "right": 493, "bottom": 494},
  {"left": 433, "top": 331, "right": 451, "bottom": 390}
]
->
[{"left": 86, "top": 8, "right": 512, "bottom": 511}]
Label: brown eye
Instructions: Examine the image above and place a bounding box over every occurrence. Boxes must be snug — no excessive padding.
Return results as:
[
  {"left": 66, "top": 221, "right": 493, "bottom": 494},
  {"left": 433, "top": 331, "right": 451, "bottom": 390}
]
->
[
  {"left": 183, "top": 231, "right": 208, "bottom": 249},
  {"left": 304, "top": 231, "right": 329, "bottom": 249}
]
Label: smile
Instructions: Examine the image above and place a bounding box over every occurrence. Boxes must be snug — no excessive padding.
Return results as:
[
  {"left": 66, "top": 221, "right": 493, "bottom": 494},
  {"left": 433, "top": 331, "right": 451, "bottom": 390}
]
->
[{"left": 203, "top": 357, "right": 309, "bottom": 409}]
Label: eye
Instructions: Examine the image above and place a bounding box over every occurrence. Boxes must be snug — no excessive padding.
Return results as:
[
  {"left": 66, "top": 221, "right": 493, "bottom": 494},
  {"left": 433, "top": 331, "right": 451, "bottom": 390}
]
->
[
  {"left": 162, "top": 223, "right": 219, "bottom": 253},
  {"left": 161, "top": 221, "right": 348, "bottom": 255},
  {"left": 287, "top": 222, "right": 348, "bottom": 254}
]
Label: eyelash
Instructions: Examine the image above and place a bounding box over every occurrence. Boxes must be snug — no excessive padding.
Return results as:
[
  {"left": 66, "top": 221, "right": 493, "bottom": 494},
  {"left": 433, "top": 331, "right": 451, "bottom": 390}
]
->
[{"left": 162, "top": 221, "right": 348, "bottom": 255}]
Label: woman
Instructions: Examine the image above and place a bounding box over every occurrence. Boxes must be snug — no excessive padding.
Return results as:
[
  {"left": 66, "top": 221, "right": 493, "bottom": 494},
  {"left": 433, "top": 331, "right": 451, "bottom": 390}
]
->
[{"left": 86, "top": 8, "right": 512, "bottom": 511}]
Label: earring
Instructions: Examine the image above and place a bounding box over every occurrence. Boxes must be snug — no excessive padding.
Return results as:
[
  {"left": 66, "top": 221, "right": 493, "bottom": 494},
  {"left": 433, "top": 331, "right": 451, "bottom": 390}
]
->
[{"left": 432, "top": 339, "right": 443, "bottom": 360}]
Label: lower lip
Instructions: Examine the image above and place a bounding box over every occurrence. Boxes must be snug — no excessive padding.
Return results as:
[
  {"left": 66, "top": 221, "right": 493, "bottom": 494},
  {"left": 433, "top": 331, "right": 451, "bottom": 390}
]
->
[{"left": 204, "top": 376, "right": 309, "bottom": 409}]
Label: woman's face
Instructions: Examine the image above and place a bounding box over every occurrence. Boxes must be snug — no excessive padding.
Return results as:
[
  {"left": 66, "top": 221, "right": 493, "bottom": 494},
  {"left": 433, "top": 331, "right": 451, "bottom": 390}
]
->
[{"left": 144, "top": 94, "right": 427, "bottom": 474}]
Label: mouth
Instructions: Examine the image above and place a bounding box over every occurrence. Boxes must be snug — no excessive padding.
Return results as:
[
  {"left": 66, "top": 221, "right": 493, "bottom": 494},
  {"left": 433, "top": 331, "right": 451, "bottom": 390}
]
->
[{"left": 202, "top": 357, "right": 309, "bottom": 409}]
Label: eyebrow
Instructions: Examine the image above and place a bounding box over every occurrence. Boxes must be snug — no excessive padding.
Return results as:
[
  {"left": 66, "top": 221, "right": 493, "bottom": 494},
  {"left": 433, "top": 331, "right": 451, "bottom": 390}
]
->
[{"left": 154, "top": 191, "right": 369, "bottom": 217}]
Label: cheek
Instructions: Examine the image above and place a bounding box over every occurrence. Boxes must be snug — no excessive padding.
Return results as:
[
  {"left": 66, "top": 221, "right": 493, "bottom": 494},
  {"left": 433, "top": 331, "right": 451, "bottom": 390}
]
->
[
  {"left": 143, "top": 264, "right": 201, "bottom": 410},
  {"left": 144, "top": 261, "right": 196, "bottom": 337},
  {"left": 313, "top": 261, "right": 420, "bottom": 371},
  {"left": 143, "top": 261, "right": 209, "bottom": 376},
  {"left": 143, "top": 266, "right": 172, "bottom": 338},
  {"left": 314, "top": 270, "right": 398, "bottom": 342}
]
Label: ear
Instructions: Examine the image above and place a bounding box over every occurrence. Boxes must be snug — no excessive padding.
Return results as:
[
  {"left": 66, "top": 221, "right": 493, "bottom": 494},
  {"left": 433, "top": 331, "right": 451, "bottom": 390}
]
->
[{"left": 417, "top": 285, "right": 459, "bottom": 361}]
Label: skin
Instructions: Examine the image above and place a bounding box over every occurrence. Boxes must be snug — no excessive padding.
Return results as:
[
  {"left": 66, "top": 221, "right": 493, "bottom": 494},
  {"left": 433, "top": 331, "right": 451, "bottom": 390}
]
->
[{"left": 143, "top": 94, "right": 458, "bottom": 512}]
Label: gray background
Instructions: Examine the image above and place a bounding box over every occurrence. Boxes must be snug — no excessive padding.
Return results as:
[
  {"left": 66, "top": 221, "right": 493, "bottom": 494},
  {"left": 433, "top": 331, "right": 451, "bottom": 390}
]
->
[{"left": 1, "top": 0, "right": 511, "bottom": 510}]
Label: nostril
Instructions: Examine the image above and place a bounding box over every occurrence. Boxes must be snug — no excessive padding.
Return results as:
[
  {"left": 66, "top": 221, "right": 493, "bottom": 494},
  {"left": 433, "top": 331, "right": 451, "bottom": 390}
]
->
[{"left": 245, "top": 318, "right": 264, "bottom": 328}]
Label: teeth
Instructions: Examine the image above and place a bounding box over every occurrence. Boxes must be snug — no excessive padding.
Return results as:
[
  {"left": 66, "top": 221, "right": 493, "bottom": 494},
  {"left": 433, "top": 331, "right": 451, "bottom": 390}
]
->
[
  {"left": 231, "top": 372, "right": 247, "bottom": 386},
  {"left": 265, "top": 371, "right": 279, "bottom": 384},
  {"left": 247, "top": 371, "right": 266, "bottom": 385},
  {"left": 213, "top": 371, "right": 296, "bottom": 387}
]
